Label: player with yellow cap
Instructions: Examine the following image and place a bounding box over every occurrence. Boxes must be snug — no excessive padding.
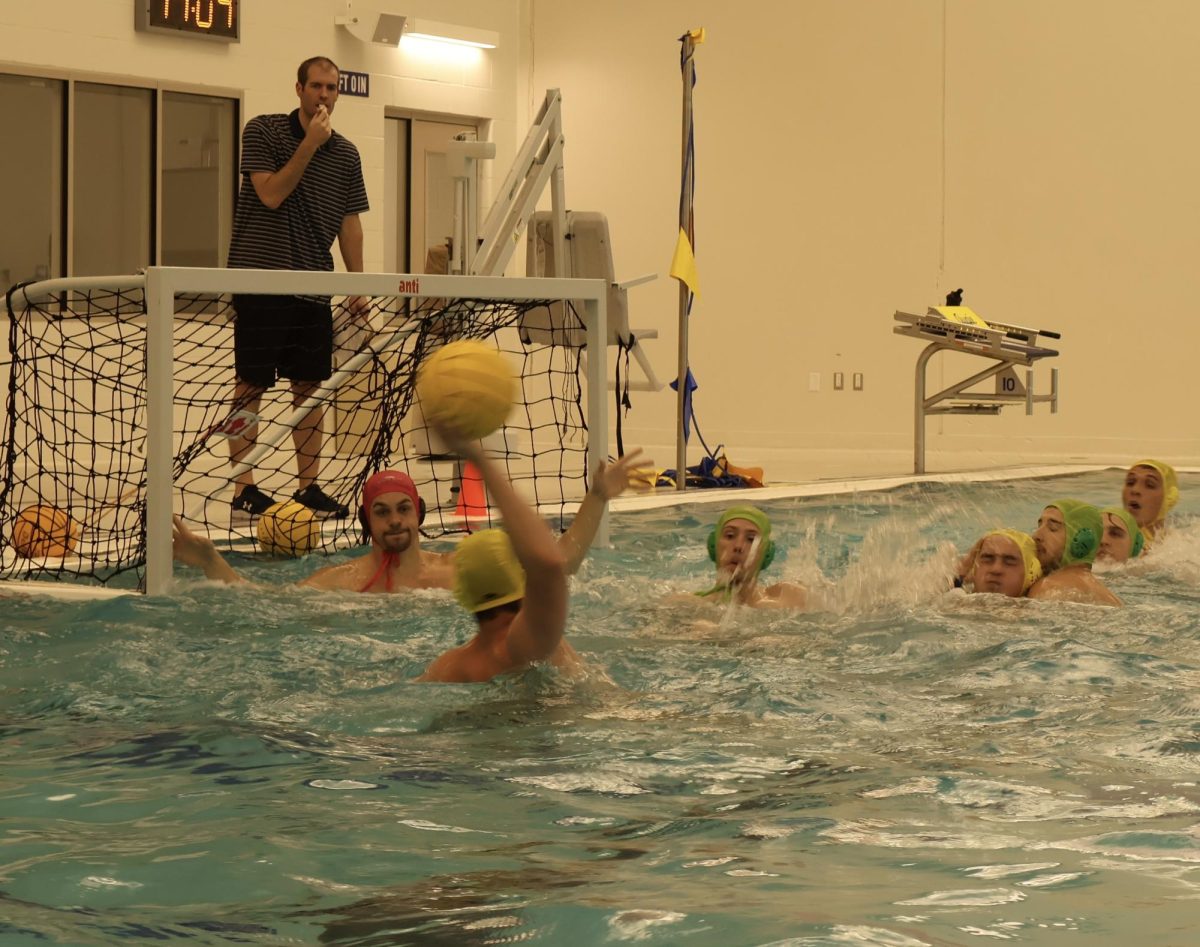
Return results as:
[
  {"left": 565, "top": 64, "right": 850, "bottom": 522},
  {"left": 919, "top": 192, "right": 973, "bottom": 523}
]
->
[
  {"left": 419, "top": 422, "right": 582, "bottom": 683},
  {"left": 961, "top": 529, "right": 1042, "bottom": 597},
  {"left": 1122, "top": 459, "right": 1178, "bottom": 548}
]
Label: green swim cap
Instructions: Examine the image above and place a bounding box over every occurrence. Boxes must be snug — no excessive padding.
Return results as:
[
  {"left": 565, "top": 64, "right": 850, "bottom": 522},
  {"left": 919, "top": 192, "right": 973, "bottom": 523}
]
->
[
  {"left": 1099, "top": 506, "right": 1145, "bottom": 559},
  {"left": 1045, "top": 499, "right": 1102, "bottom": 567},
  {"left": 707, "top": 505, "right": 775, "bottom": 570},
  {"left": 983, "top": 528, "right": 1043, "bottom": 593},
  {"left": 453, "top": 529, "right": 525, "bottom": 613},
  {"left": 699, "top": 505, "right": 776, "bottom": 597},
  {"left": 716, "top": 505, "right": 771, "bottom": 539}
]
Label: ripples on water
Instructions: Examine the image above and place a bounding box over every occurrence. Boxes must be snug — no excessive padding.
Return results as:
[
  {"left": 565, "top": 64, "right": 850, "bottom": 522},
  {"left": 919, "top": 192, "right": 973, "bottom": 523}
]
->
[{"left": 1, "top": 471, "right": 1198, "bottom": 946}]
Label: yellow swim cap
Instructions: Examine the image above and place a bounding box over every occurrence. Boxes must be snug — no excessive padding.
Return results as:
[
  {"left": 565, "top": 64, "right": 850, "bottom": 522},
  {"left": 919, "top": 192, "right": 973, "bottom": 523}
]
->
[
  {"left": 984, "top": 528, "right": 1043, "bottom": 593},
  {"left": 453, "top": 529, "right": 526, "bottom": 613},
  {"left": 1129, "top": 459, "right": 1179, "bottom": 523}
]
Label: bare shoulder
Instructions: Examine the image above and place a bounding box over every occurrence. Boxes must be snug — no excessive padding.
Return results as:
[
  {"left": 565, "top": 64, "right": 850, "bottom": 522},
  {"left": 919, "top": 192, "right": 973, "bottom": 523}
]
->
[
  {"left": 418, "top": 642, "right": 494, "bottom": 684},
  {"left": 419, "top": 550, "right": 456, "bottom": 589},
  {"left": 1028, "top": 570, "right": 1121, "bottom": 607},
  {"left": 299, "top": 559, "right": 365, "bottom": 591},
  {"left": 416, "top": 646, "right": 465, "bottom": 683},
  {"left": 761, "top": 581, "right": 808, "bottom": 609}
]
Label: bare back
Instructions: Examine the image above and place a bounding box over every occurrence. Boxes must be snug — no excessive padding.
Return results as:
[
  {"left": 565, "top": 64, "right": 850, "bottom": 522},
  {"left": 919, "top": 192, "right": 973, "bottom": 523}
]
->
[{"left": 419, "top": 611, "right": 581, "bottom": 683}]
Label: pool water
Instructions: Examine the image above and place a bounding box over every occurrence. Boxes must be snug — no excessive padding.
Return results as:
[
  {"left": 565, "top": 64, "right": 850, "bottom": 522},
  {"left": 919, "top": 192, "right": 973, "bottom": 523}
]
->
[{"left": 2, "top": 470, "right": 1198, "bottom": 946}]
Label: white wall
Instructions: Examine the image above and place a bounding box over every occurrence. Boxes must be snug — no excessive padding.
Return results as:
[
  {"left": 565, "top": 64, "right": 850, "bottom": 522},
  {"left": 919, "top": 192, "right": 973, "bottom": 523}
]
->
[
  {"left": 0, "top": 0, "right": 522, "bottom": 274},
  {"left": 527, "top": 0, "right": 1200, "bottom": 479}
]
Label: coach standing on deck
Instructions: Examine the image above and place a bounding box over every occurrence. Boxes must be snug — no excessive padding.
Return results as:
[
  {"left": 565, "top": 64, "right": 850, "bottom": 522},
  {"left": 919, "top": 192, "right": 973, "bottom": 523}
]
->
[{"left": 225, "top": 55, "right": 370, "bottom": 520}]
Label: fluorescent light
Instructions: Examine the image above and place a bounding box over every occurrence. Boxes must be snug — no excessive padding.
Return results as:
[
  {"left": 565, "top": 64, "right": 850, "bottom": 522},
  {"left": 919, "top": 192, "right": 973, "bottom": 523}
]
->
[{"left": 403, "top": 17, "right": 498, "bottom": 49}]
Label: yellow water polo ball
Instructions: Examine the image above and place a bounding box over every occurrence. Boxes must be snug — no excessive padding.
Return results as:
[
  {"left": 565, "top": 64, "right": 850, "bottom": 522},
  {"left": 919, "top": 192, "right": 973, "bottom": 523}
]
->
[
  {"left": 256, "top": 500, "right": 321, "bottom": 557},
  {"left": 416, "top": 339, "right": 516, "bottom": 440},
  {"left": 11, "top": 504, "right": 80, "bottom": 559}
]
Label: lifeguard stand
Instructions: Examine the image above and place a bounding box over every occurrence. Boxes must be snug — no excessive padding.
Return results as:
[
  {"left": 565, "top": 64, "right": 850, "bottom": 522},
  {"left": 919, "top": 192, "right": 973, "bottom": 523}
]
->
[{"left": 893, "top": 302, "right": 1061, "bottom": 474}]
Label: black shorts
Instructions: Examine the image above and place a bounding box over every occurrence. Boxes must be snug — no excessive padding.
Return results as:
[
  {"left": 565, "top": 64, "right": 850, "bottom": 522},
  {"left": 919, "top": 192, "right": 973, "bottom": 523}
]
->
[{"left": 232, "top": 294, "right": 334, "bottom": 388}]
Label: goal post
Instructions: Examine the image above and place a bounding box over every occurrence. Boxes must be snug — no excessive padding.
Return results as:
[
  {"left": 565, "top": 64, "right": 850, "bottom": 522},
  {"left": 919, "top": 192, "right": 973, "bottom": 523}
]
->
[{"left": 3, "top": 267, "right": 608, "bottom": 598}]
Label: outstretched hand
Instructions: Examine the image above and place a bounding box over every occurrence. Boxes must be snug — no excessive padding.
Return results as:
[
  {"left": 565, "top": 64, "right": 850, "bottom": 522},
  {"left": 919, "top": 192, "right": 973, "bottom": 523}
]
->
[
  {"left": 172, "top": 515, "right": 242, "bottom": 584},
  {"left": 590, "top": 448, "right": 654, "bottom": 501},
  {"left": 172, "top": 515, "right": 216, "bottom": 568}
]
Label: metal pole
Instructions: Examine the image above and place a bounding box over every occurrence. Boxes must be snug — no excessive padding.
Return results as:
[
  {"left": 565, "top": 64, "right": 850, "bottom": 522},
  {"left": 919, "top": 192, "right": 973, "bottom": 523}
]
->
[
  {"left": 914, "top": 343, "right": 938, "bottom": 475},
  {"left": 676, "top": 32, "right": 698, "bottom": 491},
  {"left": 144, "top": 268, "right": 176, "bottom": 595}
]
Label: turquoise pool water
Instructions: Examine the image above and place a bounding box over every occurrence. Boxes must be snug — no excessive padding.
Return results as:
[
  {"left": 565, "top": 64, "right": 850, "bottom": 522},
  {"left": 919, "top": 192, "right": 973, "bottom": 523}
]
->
[{"left": 2, "top": 470, "right": 1198, "bottom": 946}]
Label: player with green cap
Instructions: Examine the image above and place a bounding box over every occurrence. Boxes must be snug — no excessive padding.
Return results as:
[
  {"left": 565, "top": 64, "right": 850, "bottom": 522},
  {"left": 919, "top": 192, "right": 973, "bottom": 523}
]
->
[
  {"left": 1028, "top": 499, "right": 1121, "bottom": 606},
  {"left": 1096, "top": 506, "right": 1145, "bottom": 563},
  {"left": 696, "top": 504, "right": 807, "bottom": 608}
]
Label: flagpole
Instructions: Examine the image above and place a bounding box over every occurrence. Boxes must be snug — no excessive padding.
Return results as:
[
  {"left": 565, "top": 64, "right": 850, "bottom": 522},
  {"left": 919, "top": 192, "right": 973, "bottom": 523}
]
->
[{"left": 674, "top": 28, "right": 703, "bottom": 491}]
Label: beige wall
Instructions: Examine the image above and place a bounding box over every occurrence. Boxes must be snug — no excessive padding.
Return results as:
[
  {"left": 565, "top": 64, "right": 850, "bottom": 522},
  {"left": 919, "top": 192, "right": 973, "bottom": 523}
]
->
[
  {"left": 2, "top": 1, "right": 1196, "bottom": 481},
  {"left": 528, "top": 0, "right": 1200, "bottom": 479}
]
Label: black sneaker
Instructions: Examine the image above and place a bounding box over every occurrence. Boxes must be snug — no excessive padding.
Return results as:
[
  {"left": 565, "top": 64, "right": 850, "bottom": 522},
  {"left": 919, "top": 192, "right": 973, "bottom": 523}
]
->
[
  {"left": 232, "top": 484, "right": 277, "bottom": 516},
  {"left": 293, "top": 483, "right": 350, "bottom": 519}
]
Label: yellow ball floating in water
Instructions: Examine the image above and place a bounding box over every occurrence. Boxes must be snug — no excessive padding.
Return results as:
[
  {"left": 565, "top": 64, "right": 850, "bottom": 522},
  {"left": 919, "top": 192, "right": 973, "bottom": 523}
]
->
[
  {"left": 11, "top": 504, "right": 80, "bottom": 559},
  {"left": 416, "top": 340, "right": 515, "bottom": 440},
  {"left": 256, "top": 500, "right": 321, "bottom": 557}
]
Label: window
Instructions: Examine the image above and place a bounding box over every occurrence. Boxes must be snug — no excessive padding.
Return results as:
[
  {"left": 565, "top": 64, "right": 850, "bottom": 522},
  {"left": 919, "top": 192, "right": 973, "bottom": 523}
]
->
[
  {"left": 0, "top": 74, "right": 64, "bottom": 286},
  {"left": 73, "top": 83, "right": 155, "bottom": 277},
  {"left": 161, "top": 92, "right": 238, "bottom": 268},
  {"left": 0, "top": 71, "right": 238, "bottom": 287}
]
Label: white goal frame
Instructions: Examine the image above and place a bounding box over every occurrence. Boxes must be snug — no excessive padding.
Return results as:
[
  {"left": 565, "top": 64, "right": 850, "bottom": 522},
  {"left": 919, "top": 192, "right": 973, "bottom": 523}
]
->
[{"left": 36, "top": 266, "right": 608, "bottom": 597}]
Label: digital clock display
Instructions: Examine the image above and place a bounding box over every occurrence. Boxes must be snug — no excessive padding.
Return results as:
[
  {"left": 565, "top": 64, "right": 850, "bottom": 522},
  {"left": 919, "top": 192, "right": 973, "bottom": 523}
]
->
[{"left": 135, "top": 1, "right": 240, "bottom": 42}]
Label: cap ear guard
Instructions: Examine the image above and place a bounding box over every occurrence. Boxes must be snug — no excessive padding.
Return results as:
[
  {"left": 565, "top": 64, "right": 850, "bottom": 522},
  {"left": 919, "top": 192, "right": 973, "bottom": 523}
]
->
[
  {"left": 1130, "top": 529, "right": 1145, "bottom": 559},
  {"left": 1068, "top": 526, "right": 1097, "bottom": 562},
  {"left": 707, "top": 528, "right": 776, "bottom": 571}
]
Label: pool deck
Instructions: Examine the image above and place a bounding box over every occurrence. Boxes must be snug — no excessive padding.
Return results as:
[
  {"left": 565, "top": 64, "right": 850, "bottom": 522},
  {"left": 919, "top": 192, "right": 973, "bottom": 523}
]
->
[{"left": 606, "top": 463, "right": 1129, "bottom": 513}]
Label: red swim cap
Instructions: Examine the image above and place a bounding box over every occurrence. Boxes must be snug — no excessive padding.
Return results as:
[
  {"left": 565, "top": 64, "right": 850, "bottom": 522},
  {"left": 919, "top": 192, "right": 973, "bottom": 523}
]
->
[{"left": 362, "top": 470, "right": 420, "bottom": 514}]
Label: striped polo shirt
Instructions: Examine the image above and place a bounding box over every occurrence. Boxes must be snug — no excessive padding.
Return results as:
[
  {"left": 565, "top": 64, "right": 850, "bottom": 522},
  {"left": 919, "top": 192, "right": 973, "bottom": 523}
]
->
[{"left": 227, "top": 109, "right": 369, "bottom": 275}]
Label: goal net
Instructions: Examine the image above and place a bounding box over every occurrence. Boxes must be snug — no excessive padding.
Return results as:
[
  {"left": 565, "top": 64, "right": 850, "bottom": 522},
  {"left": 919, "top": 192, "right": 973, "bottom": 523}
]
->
[{"left": 0, "top": 268, "right": 608, "bottom": 595}]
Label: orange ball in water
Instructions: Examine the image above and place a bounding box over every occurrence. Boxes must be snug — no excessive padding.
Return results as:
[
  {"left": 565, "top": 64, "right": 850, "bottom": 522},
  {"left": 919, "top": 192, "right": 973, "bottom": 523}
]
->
[
  {"left": 11, "top": 504, "right": 80, "bottom": 559},
  {"left": 256, "top": 500, "right": 322, "bottom": 557},
  {"left": 416, "top": 340, "right": 516, "bottom": 439}
]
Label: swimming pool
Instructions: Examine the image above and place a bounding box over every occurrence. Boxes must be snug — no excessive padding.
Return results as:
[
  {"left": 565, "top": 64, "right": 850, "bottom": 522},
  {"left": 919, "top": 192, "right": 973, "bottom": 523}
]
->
[{"left": 2, "top": 469, "right": 1198, "bottom": 945}]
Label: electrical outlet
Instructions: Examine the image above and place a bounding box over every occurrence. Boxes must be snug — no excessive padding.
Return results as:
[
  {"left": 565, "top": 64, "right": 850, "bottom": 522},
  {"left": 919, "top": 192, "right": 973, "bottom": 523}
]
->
[
  {"left": 853, "top": 372, "right": 864, "bottom": 391},
  {"left": 808, "top": 372, "right": 820, "bottom": 392},
  {"left": 833, "top": 372, "right": 844, "bottom": 390}
]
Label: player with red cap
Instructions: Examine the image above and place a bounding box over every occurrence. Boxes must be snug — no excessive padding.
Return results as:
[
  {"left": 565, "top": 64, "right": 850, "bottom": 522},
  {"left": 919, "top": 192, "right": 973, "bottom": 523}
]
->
[{"left": 172, "top": 449, "right": 648, "bottom": 593}]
